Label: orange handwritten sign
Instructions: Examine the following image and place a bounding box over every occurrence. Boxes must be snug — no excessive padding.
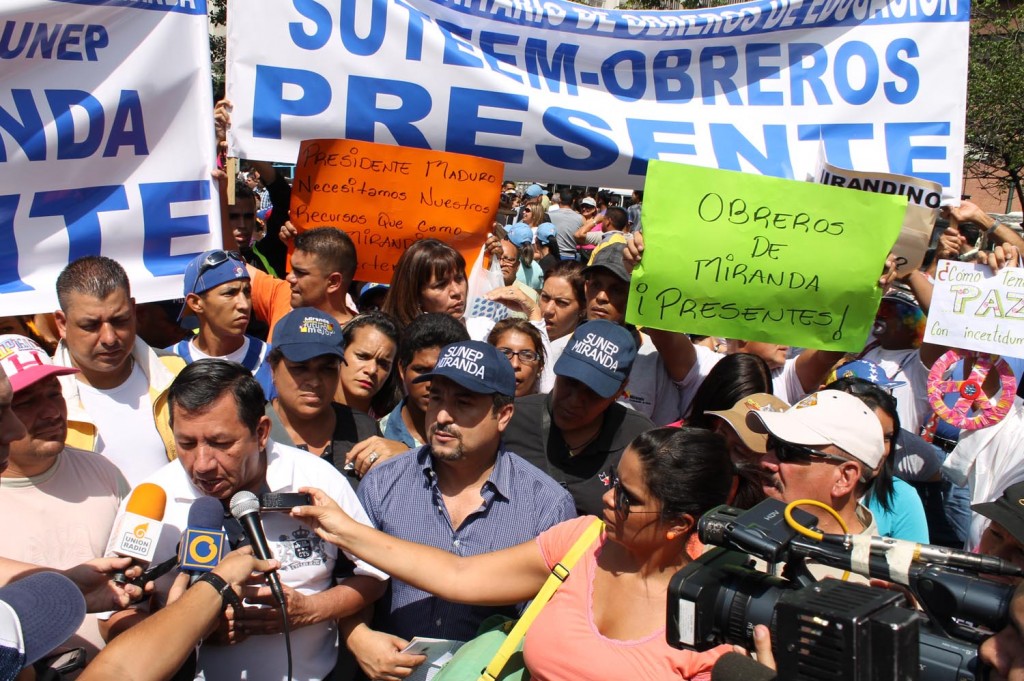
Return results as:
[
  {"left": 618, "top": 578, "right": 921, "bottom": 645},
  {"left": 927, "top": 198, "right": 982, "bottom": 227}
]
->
[{"left": 290, "top": 139, "right": 503, "bottom": 283}]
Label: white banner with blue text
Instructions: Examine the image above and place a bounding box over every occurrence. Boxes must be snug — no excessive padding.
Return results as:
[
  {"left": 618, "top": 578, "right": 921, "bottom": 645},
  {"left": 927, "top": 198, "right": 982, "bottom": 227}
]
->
[
  {"left": 0, "top": 0, "right": 220, "bottom": 315},
  {"left": 227, "top": 0, "right": 968, "bottom": 200}
]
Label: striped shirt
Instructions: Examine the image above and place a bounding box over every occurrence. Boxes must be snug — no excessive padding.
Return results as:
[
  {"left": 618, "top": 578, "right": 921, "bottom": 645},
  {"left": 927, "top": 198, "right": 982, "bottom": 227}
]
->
[{"left": 358, "top": 444, "right": 576, "bottom": 641}]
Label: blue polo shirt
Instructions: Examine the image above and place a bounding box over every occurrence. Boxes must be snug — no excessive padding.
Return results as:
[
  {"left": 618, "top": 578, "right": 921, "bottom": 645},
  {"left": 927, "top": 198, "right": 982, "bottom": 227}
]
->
[{"left": 358, "top": 444, "right": 576, "bottom": 641}]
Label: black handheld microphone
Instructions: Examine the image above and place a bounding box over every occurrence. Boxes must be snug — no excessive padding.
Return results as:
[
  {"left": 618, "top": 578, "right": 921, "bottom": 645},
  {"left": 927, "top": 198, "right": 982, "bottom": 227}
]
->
[{"left": 229, "top": 490, "right": 284, "bottom": 606}]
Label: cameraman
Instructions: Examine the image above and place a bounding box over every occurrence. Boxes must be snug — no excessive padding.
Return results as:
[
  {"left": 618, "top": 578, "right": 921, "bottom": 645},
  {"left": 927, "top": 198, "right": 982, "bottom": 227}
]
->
[
  {"left": 982, "top": 580, "right": 1024, "bottom": 680},
  {"left": 747, "top": 390, "right": 886, "bottom": 581},
  {"left": 972, "top": 481, "right": 1024, "bottom": 582}
]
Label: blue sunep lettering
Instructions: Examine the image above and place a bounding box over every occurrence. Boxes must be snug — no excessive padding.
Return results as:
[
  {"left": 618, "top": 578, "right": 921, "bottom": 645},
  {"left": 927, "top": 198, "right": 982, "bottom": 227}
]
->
[{"left": 0, "top": 22, "right": 108, "bottom": 61}]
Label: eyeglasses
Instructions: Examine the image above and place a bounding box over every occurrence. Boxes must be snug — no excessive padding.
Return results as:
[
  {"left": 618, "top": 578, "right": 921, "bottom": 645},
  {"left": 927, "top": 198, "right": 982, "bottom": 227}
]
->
[
  {"left": 611, "top": 468, "right": 659, "bottom": 520},
  {"left": 197, "top": 250, "right": 243, "bottom": 281},
  {"left": 767, "top": 436, "right": 852, "bottom": 466},
  {"left": 498, "top": 255, "right": 518, "bottom": 265},
  {"left": 498, "top": 347, "right": 539, "bottom": 365}
]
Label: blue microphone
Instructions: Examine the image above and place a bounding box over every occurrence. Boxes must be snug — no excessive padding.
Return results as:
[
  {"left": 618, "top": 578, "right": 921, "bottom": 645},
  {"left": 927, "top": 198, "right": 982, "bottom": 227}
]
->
[{"left": 178, "top": 496, "right": 227, "bottom": 576}]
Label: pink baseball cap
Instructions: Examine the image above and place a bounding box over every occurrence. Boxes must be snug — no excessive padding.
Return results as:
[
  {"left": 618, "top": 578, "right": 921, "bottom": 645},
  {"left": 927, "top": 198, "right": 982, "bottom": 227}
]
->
[{"left": 0, "top": 335, "right": 78, "bottom": 393}]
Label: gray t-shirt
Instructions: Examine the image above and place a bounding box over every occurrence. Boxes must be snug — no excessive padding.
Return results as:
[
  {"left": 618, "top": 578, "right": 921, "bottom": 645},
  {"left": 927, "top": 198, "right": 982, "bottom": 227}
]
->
[{"left": 548, "top": 207, "right": 584, "bottom": 260}]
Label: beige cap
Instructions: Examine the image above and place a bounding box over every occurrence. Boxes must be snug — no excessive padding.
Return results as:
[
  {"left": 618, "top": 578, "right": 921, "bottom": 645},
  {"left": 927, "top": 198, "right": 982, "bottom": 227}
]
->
[{"left": 706, "top": 393, "right": 790, "bottom": 454}]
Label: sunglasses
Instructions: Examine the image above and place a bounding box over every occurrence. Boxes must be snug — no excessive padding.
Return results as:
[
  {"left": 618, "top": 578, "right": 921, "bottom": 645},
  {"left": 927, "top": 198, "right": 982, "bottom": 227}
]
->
[
  {"left": 611, "top": 468, "right": 659, "bottom": 520},
  {"left": 767, "top": 436, "right": 852, "bottom": 466},
  {"left": 196, "top": 250, "right": 243, "bottom": 281}
]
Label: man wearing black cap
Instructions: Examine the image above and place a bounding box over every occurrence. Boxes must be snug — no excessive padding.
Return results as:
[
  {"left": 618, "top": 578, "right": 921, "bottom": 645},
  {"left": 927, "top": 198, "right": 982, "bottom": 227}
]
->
[
  {"left": 974, "top": 480, "right": 1024, "bottom": 581},
  {"left": 503, "top": 320, "right": 655, "bottom": 515},
  {"left": 344, "top": 340, "right": 575, "bottom": 681}
]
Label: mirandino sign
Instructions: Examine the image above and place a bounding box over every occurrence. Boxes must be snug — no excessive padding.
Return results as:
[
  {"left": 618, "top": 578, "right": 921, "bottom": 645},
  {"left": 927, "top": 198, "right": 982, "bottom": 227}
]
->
[{"left": 227, "top": 0, "right": 968, "bottom": 197}]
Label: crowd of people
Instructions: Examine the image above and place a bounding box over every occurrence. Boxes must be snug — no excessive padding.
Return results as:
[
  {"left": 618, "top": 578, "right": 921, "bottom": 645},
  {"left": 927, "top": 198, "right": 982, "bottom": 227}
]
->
[{"left": 2, "top": 110, "right": 1024, "bottom": 681}]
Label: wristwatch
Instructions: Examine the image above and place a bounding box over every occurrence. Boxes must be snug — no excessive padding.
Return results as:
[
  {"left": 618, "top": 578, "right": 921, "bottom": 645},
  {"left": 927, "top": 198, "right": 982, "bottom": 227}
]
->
[{"left": 195, "top": 572, "right": 242, "bottom": 611}]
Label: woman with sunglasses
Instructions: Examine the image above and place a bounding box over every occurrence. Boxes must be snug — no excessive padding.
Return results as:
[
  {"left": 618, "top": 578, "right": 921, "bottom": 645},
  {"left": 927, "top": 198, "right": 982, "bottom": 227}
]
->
[
  {"left": 826, "top": 376, "right": 930, "bottom": 543},
  {"left": 487, "top": 318, "right": 545, "bottom": 398},
  {"left": 292, "top": 427, "right": 735, "bottom": 680}
]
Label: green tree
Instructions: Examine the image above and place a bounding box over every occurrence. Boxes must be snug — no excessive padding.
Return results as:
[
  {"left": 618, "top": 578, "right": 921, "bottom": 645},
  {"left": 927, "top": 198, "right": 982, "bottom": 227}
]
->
[
  {"left": 209, "top": 0, "right": 226, "bottom": 98},
  {"left": 966, "top": 0, "right": 1024, "bottom": 211}
]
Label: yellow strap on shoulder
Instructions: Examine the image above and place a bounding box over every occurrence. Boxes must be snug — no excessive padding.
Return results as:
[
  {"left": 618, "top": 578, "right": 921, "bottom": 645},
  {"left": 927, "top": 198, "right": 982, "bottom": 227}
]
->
[{"left": 477, "top": 517, "right": 604, "bottom": 681}]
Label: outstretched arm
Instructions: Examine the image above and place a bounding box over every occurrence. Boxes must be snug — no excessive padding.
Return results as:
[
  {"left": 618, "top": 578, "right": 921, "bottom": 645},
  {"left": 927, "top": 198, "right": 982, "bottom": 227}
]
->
[{"left": 292, "top": 488, "right": 550, "bottom": 606}]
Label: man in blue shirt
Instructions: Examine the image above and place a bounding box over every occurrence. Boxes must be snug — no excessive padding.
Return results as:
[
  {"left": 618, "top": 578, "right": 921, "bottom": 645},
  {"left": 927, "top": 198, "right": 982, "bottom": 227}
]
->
[{"left": 343, "top": 341, "right": 575, "bottom": 681}]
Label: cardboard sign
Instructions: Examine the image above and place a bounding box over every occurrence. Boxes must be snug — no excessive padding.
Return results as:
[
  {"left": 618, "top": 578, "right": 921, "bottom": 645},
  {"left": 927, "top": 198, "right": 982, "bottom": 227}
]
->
[
  {"left": 925, "top": 260, "right": 1024, "bottom": 355},
  {"left": 626, "top": 161, "right": 906, "bottom": 351},
  {"left": 290, "top": 139, "right": 502, "bottom": 283},
  {"left": 815, "top": 156, "right": 941, "bottom": 275}
]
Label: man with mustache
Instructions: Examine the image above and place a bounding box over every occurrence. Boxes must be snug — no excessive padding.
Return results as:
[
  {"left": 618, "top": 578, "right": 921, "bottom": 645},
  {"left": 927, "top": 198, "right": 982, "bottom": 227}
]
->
[
  {"left": 52, "top": 256, "right": 185, "bottom": 486},
  {"left": 343, "top": 340, "right": 575, "bottom": 681},
  {"left": 747, "top": 389, "right": 886, "bottom": 581},
  {"left": 0, "top": 334, "right": 130, "bottom": 661}
]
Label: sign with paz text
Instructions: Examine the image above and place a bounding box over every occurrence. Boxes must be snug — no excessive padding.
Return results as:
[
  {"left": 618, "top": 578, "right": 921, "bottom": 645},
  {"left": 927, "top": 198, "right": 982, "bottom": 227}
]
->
[
  {"left": 924, "top": 260, "right": 1024, "bottom": 355},
  {"left": 290, "top": 139, "right": 502, "bottom": 283},
  {"left": 626, "top": 161, "right": 906, "bottom": 351}
]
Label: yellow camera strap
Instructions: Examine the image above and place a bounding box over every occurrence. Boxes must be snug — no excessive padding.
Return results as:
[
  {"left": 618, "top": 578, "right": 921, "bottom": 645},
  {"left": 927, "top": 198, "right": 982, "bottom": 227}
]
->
[{"left": 478, "top": 517, "right": 604, "bottom": 681}]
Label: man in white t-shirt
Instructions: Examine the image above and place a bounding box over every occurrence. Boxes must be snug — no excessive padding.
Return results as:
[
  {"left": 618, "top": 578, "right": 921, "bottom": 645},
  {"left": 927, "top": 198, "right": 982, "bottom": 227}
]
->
[
  {"left": 167, "top": 249, "right": 272, "bottom": 397},
  {"left": 102, "top": 360, "right": 388, "bottom": 680},
  {"left": 51, "top": 256, "right": 185, "bottom": 486},
  {"left": 0, "top": 334, "right": 129, "bottom": 661},
  {"left": 858, "top": 288, "right": 935, "bottom": 435}
]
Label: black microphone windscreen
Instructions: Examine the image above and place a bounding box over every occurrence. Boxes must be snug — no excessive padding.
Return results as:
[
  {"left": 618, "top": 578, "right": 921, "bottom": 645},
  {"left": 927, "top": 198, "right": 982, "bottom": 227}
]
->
[
  {"left": 711, "top": 652, "right": 776, "bottom": 681},
  {"left": 188, "top": 496, "right": 224, "bottom": 530}
]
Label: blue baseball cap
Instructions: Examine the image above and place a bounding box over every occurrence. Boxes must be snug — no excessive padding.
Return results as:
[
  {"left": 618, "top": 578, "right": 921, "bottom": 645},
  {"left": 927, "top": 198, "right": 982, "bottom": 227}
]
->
[
  {"left": 0, "top": 572, "right": 85, "bottom": 672},
  {"left": 178, "top": 250, "right": 249, "bottom": 321},
  {"left": 413, "top": 340, "right": 515, "bottom": 396},
  {"left": 554, "top": 320, "right": 637, "bottom": 398},
  {"left": 536, "top": 222, "right": 556, "bottom": 243},
  {"left": 524, "top": 184, "right": 548, "bottom": 198},
  {"left": 507, "top": 223, "right": 534, "bottom": 248},
  {"left": 358, "top": 282, "right": 389, "bottom": 310},
  {"left": 271, "top": 308, "right": 345, "bottom": 363},
  {"left": 828, "top": 359, "right": 906, "bottom": 390}
]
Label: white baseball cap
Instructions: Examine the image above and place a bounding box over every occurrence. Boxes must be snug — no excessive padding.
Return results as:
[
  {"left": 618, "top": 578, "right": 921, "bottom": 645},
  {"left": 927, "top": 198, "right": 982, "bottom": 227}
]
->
[{"left": 745, "top": 389, "right": 885, "bottom": 470}]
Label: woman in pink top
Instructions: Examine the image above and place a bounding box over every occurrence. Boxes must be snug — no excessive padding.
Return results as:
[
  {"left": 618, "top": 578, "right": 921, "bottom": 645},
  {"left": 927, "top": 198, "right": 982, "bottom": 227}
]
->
[{"left": 294, "top": 427, "right": 736, "bottom": 680}]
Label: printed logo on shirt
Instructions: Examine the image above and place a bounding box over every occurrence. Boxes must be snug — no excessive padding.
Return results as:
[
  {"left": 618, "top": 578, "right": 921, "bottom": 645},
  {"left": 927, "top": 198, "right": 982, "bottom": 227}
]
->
[
  {"left": 568, "top": 332, "right": 620, "bottom": 371},
  {"left": 436, "top": 345, "right": 486, "bottom": 379},
  {"left": 275, "top": 527, "right": 327, "bottom": 571}
]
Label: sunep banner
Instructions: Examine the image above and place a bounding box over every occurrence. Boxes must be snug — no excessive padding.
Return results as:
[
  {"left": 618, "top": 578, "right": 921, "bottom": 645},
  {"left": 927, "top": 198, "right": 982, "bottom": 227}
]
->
[
  {"left": 227, "top": 0, "right": 969, "bottom": 199},
  {"left": 0, "top": 0, "right": 220, "bottom": 315}
]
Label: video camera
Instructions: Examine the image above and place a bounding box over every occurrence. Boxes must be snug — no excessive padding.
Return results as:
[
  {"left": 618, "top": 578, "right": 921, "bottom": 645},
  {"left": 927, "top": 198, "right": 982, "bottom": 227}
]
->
[{"left": 668, "top": 498, "right": 1022, "bottom": 680}]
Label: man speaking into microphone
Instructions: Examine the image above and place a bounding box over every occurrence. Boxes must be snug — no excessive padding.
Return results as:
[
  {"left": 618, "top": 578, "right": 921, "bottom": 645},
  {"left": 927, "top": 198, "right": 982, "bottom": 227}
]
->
[{"left": 101, "top": 360, "right": 387, "bottom": 681}]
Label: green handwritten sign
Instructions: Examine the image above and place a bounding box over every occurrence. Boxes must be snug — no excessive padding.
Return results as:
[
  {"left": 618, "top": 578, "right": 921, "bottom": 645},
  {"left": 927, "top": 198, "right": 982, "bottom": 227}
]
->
[{"left": 626, "top": 161, "right": 906, "bottom": 352}]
